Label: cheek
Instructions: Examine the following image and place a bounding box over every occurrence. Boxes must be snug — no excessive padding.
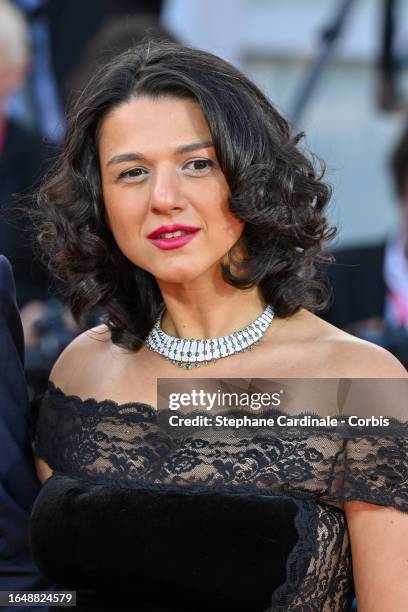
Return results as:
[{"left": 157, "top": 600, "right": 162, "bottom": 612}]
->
[
  {"left": 212, "top": 204, "right": 244, "bottom": 243},
  {"left": 103, "top": 190, "right": 144, "bottom": 236},
  {"left": 103, "top": 195, "right": 149, "bottom": 265},
  {"left": 104, "top": 206, "right": 147, "bottom": 267},
  {"left": 201, "top": 182, "right": 243, "bottom": 239}
]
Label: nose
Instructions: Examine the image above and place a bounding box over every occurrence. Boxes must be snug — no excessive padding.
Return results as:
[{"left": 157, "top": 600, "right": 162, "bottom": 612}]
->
[{"left": 149, "top": 165, "right": 186, "bottom": 213}]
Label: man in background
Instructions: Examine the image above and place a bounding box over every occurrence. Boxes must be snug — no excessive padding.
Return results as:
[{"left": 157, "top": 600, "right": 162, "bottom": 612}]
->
[{"left": 0, "top": 0, "right": 51, "bottom": 308}]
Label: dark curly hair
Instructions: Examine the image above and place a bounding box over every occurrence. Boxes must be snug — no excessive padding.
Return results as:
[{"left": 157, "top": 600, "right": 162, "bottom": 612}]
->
[{"left": 34, "top": 40, "right": 336, "bottom": 351}]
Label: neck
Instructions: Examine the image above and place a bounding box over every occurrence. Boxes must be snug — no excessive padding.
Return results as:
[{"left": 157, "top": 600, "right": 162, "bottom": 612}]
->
[{"left": 157, "top": 272, "right": 267, "bottom": 339}]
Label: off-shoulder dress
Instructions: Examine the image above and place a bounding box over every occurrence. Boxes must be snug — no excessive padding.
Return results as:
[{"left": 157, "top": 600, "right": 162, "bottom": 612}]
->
[{"left": 29, "top": 381, "right": 408, "bottom": 611}]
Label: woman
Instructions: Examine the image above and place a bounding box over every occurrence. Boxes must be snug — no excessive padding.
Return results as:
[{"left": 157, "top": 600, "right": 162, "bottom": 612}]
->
[{"left": 30, "top": 41, "right": 408, "bottom": 611}]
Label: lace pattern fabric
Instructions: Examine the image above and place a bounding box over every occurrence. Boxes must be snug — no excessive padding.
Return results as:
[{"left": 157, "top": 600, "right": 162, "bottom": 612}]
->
[
  {"left": 33, "top": 383, "right": 408, "bottom": 510},
  {"left": 270, "top": 500, "right": 353, "bottom": 611},
  {"left": 31, "top": 382, "right": 408, "bottom": 611}
]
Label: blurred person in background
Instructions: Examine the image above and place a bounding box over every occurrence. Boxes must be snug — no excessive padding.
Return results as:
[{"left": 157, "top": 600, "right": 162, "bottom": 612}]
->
[
  {"left": 324, "top": 124, "right": 408, "bottom": 369},
  {"left": 0, "top": 0, "right": 51, "bottom": 307},
  {"left": 11, "top": 0, "right": 65, "bottom": 144}
]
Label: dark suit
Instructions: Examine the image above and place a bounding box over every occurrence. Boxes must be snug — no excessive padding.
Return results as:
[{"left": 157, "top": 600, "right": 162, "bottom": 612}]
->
[{"left": 0, "top": 256, "right": 49, "bottom": 610}]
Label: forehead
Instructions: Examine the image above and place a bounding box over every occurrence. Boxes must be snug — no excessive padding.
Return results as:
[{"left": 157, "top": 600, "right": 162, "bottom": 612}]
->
[{"left": 98, "top": 96, "right": 212, "bottom": 159}]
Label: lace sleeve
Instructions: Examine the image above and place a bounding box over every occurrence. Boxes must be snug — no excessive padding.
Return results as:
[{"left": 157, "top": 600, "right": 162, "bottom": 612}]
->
[
  {"left": 319, "top": 434, "right": 408, "bottom": 512},
  {"left": 321, "top": 378, "right": 408, "bottom": 512}
]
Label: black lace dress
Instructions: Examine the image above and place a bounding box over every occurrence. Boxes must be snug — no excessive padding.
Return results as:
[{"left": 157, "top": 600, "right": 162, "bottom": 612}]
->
[{"left": 29, "top": 381, "right": 408, "bottom": 611}]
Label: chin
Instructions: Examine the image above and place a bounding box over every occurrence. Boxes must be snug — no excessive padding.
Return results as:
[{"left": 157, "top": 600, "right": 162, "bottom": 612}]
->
[
  {"left": 153, "top": 261, "right": 216, "bottom": 285},
  {"left": 141, "top": 254, "right": 222, "bottom": 285},
  {"left": 155, "top": 269, "right": 204, "bottom": 284}
]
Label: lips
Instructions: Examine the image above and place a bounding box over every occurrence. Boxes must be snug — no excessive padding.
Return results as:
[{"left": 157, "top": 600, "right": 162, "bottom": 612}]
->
[
  {"left": 147, "top": 224, "right": 200, "bottom": 239},
  {"left": 147, "top": 225, "right": 201, "bottom": 251}
]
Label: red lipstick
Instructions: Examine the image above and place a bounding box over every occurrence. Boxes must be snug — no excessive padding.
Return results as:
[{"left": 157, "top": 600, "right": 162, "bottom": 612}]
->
[{"left": 147, "top": 224, "right": 200, "bottom": 251}]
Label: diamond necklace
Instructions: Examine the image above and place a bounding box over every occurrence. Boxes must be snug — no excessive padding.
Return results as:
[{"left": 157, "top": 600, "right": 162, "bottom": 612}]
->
[{"left": 144, "top": 304, "right": 274, "bottom": 369}]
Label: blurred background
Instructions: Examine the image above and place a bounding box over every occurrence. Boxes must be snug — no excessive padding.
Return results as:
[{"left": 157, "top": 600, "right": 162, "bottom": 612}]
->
[{"left": 1, "top": 0, "right": 408, "bottom": 404}]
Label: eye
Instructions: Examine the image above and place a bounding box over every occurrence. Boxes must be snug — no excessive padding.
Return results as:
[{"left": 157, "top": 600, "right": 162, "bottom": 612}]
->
[
  {"left": 183, "top": 159, "right": 214, "bottom": 175},
  {"left": 117, "top": 167, "right": 148, "bottom": 181}
]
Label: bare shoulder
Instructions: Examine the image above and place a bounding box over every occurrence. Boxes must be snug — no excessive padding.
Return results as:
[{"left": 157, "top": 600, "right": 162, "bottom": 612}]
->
[
  {"left": 292, "top": 309, "right": 407, "bottom": 378},
  {"left": 327, "top": 335, "right": 407, "bottom": 377},
  {"left": 49, "top": 324, "right": 119, "bottom": 393},
  {"left": 36, "top": 325, "right": 118, "bottom": 485}
]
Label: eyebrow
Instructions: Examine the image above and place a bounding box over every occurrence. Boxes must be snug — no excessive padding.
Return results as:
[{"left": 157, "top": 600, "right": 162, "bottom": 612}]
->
[{"left": 106, "top": 140, "right": 214, "bottom": 167}]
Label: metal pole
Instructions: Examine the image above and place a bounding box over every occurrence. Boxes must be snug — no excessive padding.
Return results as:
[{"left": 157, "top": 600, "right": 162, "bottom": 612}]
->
[
  {"left": 377, "top": 0, "right": 398, "bottom": 110},
  {"left": 288, "top": 0, "right": 358, "bottom": 127}
]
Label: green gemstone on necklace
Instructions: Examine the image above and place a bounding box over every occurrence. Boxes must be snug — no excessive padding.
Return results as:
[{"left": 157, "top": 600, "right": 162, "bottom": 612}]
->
[
  {"left": 186, "top": 363, "right": 192, "bottom": 369},
  {"left": 177, "top": 361, "right": 183, "bottom": 367}
]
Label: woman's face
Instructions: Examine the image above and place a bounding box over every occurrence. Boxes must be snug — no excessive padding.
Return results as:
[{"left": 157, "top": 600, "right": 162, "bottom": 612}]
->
[{"left": 98, "top": 96, "right": 244, "bottom": 285}]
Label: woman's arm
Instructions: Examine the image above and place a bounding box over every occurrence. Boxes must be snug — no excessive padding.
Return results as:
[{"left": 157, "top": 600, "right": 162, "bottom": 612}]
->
[
  {"left": 34, "top": 456, "right": 53, "bottom": 485},
  {"left": 340, "top": 342, "right": 408, "bottom": 610},
  {"left": 345, "top": 501, "right": 408, "bottom": 611}
]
